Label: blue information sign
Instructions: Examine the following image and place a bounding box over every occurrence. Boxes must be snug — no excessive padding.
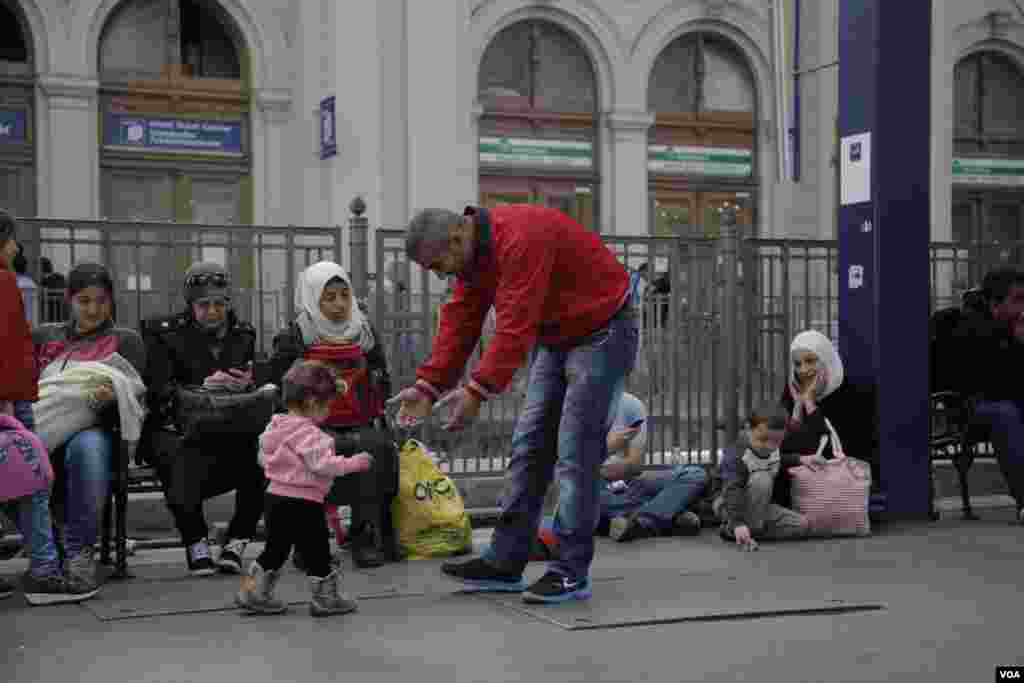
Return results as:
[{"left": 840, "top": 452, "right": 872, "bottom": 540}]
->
[
  {"left": 0, "top": 110, "right": 27, "bottom": 144},
  {"left": 320, "top": 96, "right": 337, "bottom": 160},
  {"left": 104, "top": 114, "right": 244, "bottom": 155}
]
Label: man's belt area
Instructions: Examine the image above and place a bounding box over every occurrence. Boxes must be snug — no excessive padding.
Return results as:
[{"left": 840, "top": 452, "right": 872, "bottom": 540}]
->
[{"left": 539, "top": 299, "right": 638, "bottom": 349}]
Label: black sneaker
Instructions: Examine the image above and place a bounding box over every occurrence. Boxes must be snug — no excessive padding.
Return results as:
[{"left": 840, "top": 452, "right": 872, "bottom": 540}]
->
[
  {"left": 186, "top": 540, "right": 217, "bottom": 577},
  {"left": 670, "top": 511, "right": 702, "bottom": 537},
  {"left": 522, "top": 571, "right": 592, "bottom": 604},
  {"left": 23, "top": 572, "right": 99, "bottom": 606},
  {"left": 216, "top": 538, "right": 250, "bottom": 575},
  {"left": 440, "top": 557, "right": 527, "bottom": 593},
  {"left": 0, "top": 575, "right": 14, "bottom": 600},
  {"left": 609, "top": 514, "right": 658, "bottom": 543}
]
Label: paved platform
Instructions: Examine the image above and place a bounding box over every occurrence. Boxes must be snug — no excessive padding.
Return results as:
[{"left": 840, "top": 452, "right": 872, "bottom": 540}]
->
[{"left": 2, "top": 512, "right": 1022, "bottom": 682}]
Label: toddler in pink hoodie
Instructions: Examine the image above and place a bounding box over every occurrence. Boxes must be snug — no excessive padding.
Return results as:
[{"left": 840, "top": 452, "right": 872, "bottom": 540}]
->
[{"left": 237, "top": 360, "right": 373, "bottom": 617}]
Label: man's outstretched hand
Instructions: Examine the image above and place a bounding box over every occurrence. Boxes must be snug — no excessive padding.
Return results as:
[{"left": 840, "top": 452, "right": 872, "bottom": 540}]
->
[{"left": 386, "top": 386, "right": 433, "bottom": 427}]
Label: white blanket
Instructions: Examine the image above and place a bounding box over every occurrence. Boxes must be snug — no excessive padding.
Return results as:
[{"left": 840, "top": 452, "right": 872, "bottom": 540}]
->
[{"left": 35, "top": 353, "right": 148, "bottom": 455}]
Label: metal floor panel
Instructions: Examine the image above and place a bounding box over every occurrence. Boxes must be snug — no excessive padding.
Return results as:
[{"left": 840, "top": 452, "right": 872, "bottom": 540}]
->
[{"left": 482, "top": 571, "right": 886, "bottom": 631}]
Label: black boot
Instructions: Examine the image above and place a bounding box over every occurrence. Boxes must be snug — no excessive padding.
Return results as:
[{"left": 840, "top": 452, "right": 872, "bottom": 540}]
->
[{"left": 351, "top": 521, "right": 384, "bottom": 569}]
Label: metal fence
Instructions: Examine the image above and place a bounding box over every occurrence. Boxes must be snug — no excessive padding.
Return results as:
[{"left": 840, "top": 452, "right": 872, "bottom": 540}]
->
[
  {"left": 15, "top": 210, "right": 1021, "bottom": 477},
  {"left": 18, "top": 218, "right": 342, "bottom": 355},
  {"left": 364, "top": 221, "right": 1020, "bottom": 477}
]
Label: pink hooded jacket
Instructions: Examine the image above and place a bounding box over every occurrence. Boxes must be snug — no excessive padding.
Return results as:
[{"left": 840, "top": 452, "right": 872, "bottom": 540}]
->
[{"left": 258, "top": 413, "right": 364, "bottom": 503}]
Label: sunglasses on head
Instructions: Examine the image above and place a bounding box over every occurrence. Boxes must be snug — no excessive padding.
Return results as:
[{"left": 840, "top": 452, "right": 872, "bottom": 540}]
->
[{"left": 186, "top": 272, "right": 230, "bottom": 289}]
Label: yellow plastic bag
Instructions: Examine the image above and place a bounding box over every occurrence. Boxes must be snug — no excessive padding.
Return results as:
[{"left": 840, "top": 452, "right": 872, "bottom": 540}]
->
[{"left": 391, "top": 440, "right": 473, "bottom": 560}]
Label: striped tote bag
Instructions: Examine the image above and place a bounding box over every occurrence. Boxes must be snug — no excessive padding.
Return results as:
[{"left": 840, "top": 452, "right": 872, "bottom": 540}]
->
[{"left": 789, "top": 418, "right": 872, "bottom": 537}]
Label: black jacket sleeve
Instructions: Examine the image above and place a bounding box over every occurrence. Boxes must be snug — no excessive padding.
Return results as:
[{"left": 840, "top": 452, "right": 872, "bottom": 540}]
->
[
  {"left": 365, "top": 320, "right": 392, "bottom": 399},
  {"left": 269, "top": 323, "right": 304, "bottom": 388},
  {"left": 140, "top": 321, "right": 180, "bottom": 428}
]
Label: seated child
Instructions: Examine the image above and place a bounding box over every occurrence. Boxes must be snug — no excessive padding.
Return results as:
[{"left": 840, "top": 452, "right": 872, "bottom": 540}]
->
[
  {"left": 0, "top": 400, "right": 99, "bottom": 605},
  {"left": 715, "top": 402, "right": 818, "bottom": 550},
  {"left": 236, "top": 360, "right": 373, "bottom": 617}
]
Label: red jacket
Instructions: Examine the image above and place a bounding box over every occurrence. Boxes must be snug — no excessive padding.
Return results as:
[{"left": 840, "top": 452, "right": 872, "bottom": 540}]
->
[
  {"left": 0, "top": 271, "right": 38, "bottom": 402},
  {"left": 416, "top": 205, "right": 629, "bottom": 398}
]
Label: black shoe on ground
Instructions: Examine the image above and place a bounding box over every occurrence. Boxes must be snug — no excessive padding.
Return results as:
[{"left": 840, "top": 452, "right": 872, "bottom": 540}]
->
[
  {"left": 216, "top": 539, "right": 250, "bottom": 575},
  {"left": 440, "top": 557, "right": 527, "bottom": 593},
  {"left": 186, "top": 540, "right": 217, "bottom": 577},
  {"left": 521, "top": 570, "right": 592, "bottom": 604},
  {"left": 719, "top": 526, "right": 735, "bottom": 543},
  {"left": 0, "top": 575, "right": 14, "bottom": 600},
  {"left": 351, "top": 523, "right": 384, "bottom": 569},
  {"left": 670, "top": 511, "right": 702, "bottom": 537},
  {"left": 609, "top": 514, "right": 658, "bottom": 543},
  {"left": 23, "top": 572, "right": 100, "bottom": 606}
]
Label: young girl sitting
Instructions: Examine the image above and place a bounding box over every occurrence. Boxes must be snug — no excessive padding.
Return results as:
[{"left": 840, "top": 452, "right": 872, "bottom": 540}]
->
[
  {"left": 237, "top": 360, "right": 373, "bottom": 617},
  {"left": 715, "top": 402, "right": 819, "bottom": 551}
]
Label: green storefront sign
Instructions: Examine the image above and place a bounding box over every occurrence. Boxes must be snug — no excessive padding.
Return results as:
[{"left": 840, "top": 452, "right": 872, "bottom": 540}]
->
[
  {"left": 952, "top": 157, "right": 1024, "bottom": 187},
  {"left": 648, "top": 145, "right": 752, "bottom": 176},
  {"left": 479, "top": 137, "right": 592, "bottom": 169}
]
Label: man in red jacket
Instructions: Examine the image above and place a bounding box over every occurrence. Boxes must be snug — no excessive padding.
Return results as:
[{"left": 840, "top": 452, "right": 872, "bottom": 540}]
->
[{"left": 390, "top": 206, "right": 639, "bottom": 603}]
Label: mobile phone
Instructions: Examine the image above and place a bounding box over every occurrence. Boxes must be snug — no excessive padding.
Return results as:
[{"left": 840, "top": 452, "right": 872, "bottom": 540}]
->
[{"left": 628, "top": 418, "right": 645, "bottom": 429}]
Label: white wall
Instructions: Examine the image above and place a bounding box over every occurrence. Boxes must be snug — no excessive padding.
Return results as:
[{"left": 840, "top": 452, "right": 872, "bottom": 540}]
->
[{"left": 25, "top": 0, "right": 1024, "bottom": 244}]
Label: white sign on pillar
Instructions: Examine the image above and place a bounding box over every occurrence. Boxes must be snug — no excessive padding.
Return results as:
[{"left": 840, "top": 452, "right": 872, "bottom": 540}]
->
[{"left": 840, "top": 132, "right": 872, "bottom": 206}]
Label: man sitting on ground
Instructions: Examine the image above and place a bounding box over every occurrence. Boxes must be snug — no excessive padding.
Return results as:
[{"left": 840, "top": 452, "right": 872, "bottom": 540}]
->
[{"left": 600, "top": 392, "right": 705, "bottom": 542}]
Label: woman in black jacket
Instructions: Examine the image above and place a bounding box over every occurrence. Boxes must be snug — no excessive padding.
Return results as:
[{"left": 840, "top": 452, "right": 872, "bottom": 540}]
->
[
  {"left": 141, "top": 262, "right": 266, "bottom": 577},
  {"left": 269, "top": 261, "right": 399, "bottom": 568},
  {"left": 775, "top": 330, "right": 878, "bottom": 509}
]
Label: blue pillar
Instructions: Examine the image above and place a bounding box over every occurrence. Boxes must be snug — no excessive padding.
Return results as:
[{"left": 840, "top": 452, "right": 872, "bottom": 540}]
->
[{"left": 838, "top": 0, "right": 932, "bottom": 519}]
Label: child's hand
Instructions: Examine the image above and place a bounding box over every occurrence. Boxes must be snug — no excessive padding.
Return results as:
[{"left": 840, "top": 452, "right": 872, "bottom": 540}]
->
[
  {"left": 346, "top": 452, "right": 374, "bottom": 473},
  {"left": 733, "top": 525, "right": 758, "bottom": 551}
]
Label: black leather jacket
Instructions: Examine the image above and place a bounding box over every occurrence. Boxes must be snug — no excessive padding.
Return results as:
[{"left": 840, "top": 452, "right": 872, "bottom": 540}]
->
[{"left": 141, "top": 310, "right": 256, "bottom": 427}]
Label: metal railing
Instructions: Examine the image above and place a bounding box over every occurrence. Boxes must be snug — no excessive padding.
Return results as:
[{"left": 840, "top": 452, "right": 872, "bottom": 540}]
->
[
  {"left": 16, "top": 207, "right": 1022, "bottom": 477},
  {"left": 18, "top": 218, "right": 342, "bottom": 355}
]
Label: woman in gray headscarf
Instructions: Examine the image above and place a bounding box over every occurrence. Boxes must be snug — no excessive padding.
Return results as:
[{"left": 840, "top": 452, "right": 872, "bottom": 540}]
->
[{"left": 270, "top": 261, "right": 398, "bottom": 569}]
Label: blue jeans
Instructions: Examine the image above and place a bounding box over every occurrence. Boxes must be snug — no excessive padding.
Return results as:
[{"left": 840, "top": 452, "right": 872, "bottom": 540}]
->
[
  {"left": 2, "top": 403, "right": 60, "bottom": 577},
  {"left": 57, "top": 428, "right": 114, "bottom": 557},
  {"left": 973, "top": 401, "right": 1024, "bottom": 507},
  {"left": 14, "top": 400, "right": 35, "bottom": 431},
  {"left": 600, "top": 464, "right": 707, "bottom": 533},
  {"left": 484, "top": 310, "right": 639, "bottom": 580},
  {"left": 1, "top": 490, "right": 60, "bottom": 578}
]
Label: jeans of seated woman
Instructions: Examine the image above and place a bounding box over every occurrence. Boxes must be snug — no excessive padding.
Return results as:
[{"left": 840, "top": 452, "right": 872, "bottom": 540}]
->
[
  {"left": 1, "top": 490, "right": 61, "bottom": 578},
  {"left": 972, "top": 401, "right": 1024, "bottom": 508},
  {"left": 598, "top": 464, "right": 707, "bottom": 534},
  {"left": 57, "top": 428, "right": 114, "bottom": 558}
]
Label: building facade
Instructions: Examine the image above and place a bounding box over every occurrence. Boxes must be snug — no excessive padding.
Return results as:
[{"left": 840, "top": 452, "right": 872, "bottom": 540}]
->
[{"left": 1, "top": 0, "right": 1022, "bottom": 252}]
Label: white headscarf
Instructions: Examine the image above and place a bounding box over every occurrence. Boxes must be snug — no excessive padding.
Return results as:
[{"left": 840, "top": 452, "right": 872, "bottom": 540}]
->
[
  {"left": 788, "top": 329, "right": 844, "bottom": 422},
  {"left": 295, "top": 261, "right": 375, "bottom": 351}
]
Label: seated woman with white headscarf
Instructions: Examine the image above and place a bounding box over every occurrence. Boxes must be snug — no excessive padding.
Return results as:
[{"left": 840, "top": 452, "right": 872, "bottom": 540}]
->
[
  {"left": 270, "top": 261, "right": 399, "bottom": 568},
  {"left": 774, "top": 330, "right": 879, "bottom": 511}
]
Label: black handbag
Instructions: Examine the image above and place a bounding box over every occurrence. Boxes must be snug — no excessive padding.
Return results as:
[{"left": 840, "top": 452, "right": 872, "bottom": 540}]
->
[{"left": 173, "top": 384, "right": 277, "bottom": 442}]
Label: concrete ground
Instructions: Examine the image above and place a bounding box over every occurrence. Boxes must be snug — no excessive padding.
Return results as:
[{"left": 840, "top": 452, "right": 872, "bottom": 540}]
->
[{"left": 2, "top": 511, "right": 1022, "bottom": 683}]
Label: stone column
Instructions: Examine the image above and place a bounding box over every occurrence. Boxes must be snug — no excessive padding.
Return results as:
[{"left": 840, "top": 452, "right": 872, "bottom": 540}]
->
[
  {"left": 38, "top": 75, "right": 99, "bottom": 219},
  {"left": 603, "top": 110, "right": 654, "bottom": 236},
  {"left": 254, "top": 89, "right": 293, "bottom": 226}
]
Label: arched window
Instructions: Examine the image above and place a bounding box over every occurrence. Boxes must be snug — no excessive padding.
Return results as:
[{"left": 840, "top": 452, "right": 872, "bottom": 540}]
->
[
  {"left": 647, "top": 33, "right": 757, "bottom": 238},
  {"left": 952, "top": 52, "right": 1024, "bottom": 266},
  {"left": 0, "top": 0, "right": 36, "bottom": 218},
  {"left": 96, "top": 0, "right": 253, "bottom": 323},
  {"left": 477, "top": 20, "right": 600, "bottom": 230}
]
